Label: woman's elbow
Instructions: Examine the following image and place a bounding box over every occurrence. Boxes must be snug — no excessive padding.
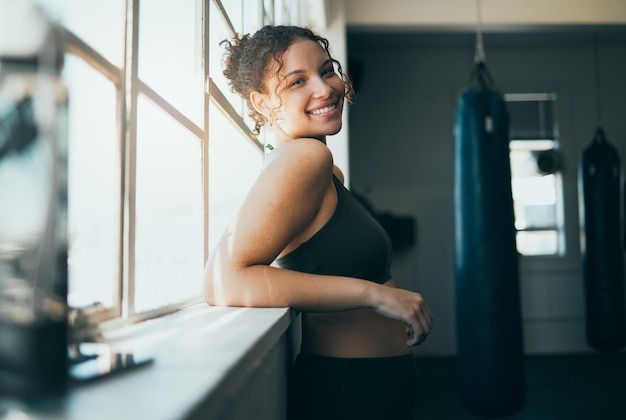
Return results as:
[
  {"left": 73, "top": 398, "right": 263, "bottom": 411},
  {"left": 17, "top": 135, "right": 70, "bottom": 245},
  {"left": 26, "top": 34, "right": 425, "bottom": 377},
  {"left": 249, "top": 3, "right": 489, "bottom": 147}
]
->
[
  {"left": 203, "top": 263, "right": 248, "bottom": 307},
  {"left": 203, "top": 261, "right": 227, "bottom": 306},
  {"left": 203, "top": 269, "right": 231, "bottom": 307},
  {"left": 203, "top": 282, "right": 236, "bottom": 307},
  {"left": 203, "top": 284, "right": 218, "bottom": 306}
]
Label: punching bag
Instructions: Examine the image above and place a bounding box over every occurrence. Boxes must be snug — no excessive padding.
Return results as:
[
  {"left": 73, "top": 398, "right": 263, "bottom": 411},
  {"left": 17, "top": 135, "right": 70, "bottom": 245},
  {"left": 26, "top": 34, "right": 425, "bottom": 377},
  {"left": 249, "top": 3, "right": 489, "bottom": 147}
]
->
[
  {"left": 579, "top": 127, "right": 626, "bottom": 351},
  {"left": 453, "top": 61, "right": 525, "bottom": 417}
]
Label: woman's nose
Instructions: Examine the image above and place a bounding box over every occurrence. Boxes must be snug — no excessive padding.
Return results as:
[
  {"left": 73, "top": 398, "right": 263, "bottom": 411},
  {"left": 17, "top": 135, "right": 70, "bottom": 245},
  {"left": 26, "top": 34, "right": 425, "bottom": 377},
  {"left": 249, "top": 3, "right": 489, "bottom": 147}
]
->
[{"left": 311, "top": 76, "right": 333, "bottom": 97}]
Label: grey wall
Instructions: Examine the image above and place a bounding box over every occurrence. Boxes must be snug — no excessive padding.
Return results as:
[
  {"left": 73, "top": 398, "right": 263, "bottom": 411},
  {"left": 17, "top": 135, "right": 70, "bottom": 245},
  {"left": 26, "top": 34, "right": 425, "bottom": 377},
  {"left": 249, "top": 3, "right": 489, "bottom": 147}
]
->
[{"left": 347, "top": 27, "right": 626, "bottom": 355}]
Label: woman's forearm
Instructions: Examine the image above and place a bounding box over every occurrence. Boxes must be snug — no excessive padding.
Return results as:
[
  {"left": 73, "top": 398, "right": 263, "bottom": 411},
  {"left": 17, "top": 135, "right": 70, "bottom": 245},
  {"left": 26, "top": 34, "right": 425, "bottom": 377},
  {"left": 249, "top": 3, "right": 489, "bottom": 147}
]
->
[
  {"left": 204, "top": 258, "right": 432, "bottom": 346},
  {"left": 204, "top": 261, "right": 375, "bottom": 313}
]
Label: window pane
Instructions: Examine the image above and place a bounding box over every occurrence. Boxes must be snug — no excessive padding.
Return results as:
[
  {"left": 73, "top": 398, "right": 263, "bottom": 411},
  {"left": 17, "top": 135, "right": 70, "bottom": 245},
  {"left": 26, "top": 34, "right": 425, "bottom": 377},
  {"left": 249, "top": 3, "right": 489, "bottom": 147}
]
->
[
  {"left": 134, "top": 96, "right": 204, "bottom": 313},
  {"left": 510, "top": 145, "right": 558, "bottom": 232},
  {"left": 220, "top": 0, "right": 244, "bottom": 33},
  {"left": 64, "top": 55, "right": 119, "bottom": 308},
  {"left": 243, "top": 0, "right": 263, "bottom": 33},
  {"left": 39, "top": 0, "right": 126, "bottom": 67},
  {"left": 516, "top": 230, "right": 558, "bottom": 256},
  {"left": 209, "top": 0, "right": 246, "bottom": 120},
  {"left": 507, "top": 95, "right": 564, "bottom": 257},
  {"left": 138, "top": 0, "right": 204, "bottom": 126},
  {"left": 208, "top": 102, "right": 262, "bottom": 256},
  {"left": 505, "top": 94, "right": 557, "bottom": 141}
]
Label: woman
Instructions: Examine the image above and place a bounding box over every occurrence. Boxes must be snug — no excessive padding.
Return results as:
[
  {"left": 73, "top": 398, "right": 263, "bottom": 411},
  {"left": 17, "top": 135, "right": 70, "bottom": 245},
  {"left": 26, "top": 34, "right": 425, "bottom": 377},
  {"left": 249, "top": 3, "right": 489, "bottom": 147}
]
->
[{"left": 204, "top": 25, "right": 433, "bottom": 419}]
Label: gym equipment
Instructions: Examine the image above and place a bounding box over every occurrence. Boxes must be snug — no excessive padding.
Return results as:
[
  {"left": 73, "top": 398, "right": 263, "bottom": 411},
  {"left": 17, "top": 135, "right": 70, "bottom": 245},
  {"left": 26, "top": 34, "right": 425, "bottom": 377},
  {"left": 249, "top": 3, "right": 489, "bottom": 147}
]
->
[
  {"left": 453, "top": 61, "right": 525, "bottom": 417},
  {"left": 579, "top": 127, "right": 626, "bottom": 351}
]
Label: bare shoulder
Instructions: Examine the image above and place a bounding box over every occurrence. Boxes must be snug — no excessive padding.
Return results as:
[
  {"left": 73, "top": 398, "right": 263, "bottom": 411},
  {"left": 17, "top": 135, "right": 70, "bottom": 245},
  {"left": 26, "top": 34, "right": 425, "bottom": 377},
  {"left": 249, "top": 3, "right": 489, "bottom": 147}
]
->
[
  {"left": 264, "top": 138, "right": 333, "bottom": 176},
  {"left": 223, "top": 139, "right": 334, "bottom": 265}
]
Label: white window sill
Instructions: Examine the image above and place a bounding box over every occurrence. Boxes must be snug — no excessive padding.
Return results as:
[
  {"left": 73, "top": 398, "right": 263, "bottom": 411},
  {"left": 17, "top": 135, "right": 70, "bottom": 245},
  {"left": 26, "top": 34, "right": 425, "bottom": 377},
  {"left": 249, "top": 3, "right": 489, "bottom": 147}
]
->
[{"left": 24, "top": 305, "right": 293, "bottom": 419}]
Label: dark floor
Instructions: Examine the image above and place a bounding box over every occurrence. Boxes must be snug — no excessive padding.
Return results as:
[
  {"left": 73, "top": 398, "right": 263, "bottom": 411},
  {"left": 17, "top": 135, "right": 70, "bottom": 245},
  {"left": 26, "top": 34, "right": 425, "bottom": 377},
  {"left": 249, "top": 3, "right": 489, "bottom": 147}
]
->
[{"left": 413, "top": 353, "right": 626, "bottom": 420}]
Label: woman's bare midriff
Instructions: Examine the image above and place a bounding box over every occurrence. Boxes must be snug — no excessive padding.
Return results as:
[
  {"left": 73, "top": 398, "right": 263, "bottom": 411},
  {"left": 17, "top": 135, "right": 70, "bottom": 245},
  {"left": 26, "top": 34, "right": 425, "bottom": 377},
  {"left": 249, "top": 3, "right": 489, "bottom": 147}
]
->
[{"left": 300, "top": 279, "right": 411, "bottom": 358}]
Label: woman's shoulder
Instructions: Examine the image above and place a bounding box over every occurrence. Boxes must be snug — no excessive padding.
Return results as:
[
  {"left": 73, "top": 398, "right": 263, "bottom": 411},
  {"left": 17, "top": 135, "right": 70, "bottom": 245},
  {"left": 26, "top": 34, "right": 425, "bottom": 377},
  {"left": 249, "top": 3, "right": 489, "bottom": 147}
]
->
[
  {"left": 277, "top": 138, "right": 332, "bottom": 160},
  {"left": 265, "top": 138, "right": 333, "bottom": 177}
]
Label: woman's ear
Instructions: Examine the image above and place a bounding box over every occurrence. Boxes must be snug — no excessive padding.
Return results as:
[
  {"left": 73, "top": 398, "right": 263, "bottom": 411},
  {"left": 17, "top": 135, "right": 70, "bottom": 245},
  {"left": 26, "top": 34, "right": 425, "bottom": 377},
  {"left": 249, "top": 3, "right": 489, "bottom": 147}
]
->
[{"left": 250, "top": 91, "right": 271, "bottom": 119}]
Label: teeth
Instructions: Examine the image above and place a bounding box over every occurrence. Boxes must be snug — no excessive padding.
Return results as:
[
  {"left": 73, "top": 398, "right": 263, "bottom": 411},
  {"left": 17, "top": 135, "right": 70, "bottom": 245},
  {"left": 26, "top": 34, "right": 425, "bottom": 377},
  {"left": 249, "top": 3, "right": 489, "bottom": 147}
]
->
[{"left": 310, "top": 104, "right": 336, "bottom": 115}]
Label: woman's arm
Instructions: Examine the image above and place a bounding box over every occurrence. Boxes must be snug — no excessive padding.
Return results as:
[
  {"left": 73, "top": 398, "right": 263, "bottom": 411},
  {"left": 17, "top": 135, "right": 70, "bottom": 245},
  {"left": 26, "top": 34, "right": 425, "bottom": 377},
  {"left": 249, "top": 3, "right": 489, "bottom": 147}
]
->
[{"left": 204, "top": 139, "right": 432, "bottom": 345}]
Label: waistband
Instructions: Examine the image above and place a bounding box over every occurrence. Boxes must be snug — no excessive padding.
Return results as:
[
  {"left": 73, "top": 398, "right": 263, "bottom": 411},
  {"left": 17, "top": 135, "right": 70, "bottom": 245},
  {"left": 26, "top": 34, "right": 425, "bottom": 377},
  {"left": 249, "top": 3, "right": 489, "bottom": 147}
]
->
[{"left": 295, "top": 352, "right": 415, "bottom": 369}]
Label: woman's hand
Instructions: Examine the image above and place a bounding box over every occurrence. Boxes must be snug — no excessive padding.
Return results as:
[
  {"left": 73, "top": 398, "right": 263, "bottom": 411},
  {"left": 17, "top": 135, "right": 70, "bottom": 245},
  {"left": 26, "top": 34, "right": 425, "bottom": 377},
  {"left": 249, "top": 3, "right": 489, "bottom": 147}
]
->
[{"left": 369, "top": 284, "right": 433, "bottom": 347}]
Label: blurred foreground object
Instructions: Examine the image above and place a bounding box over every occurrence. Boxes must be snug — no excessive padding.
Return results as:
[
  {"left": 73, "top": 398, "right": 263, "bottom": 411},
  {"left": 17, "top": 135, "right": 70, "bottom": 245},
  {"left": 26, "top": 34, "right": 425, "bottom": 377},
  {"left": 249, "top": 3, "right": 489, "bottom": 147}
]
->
[{"left": 0, "top": 0, "right": 69, "bottom": 409}]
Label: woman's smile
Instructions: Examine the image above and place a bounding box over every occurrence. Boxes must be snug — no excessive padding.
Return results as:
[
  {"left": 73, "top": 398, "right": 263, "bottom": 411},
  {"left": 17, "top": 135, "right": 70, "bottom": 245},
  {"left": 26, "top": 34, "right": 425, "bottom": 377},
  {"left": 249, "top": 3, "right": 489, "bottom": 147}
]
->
[{"left": 308, "top": 100, "right": 339, "bottom": 116}]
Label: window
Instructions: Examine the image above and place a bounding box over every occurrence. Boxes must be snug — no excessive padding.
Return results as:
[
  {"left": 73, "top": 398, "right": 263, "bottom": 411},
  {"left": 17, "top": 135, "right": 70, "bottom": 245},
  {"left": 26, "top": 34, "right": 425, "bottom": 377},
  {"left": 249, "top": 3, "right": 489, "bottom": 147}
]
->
[
  {"left": 506, "top": 93, "right": 565, "bottom": 256},
  {"left": 35, "top": 0, "right": 305, "bottom": 329}
]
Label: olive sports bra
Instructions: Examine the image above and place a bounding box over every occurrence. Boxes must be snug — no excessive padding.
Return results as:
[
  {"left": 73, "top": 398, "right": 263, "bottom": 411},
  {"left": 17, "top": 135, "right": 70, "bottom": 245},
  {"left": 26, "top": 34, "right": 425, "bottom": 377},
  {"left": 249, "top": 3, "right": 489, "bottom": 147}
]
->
[{"left": 275, "top": 175, "right": 392, "bottom": 284}]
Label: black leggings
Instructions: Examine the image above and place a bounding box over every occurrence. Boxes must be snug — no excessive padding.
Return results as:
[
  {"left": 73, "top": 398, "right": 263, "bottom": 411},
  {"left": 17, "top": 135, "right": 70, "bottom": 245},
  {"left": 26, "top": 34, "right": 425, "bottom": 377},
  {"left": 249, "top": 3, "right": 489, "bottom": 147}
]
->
[{"left": 288, "top": 353, "right": 418, "bottom": 420}]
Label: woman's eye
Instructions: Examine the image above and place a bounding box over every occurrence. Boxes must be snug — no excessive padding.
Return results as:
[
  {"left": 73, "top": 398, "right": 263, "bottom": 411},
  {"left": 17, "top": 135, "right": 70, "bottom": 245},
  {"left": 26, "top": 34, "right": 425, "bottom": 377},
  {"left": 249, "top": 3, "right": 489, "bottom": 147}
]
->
[
  {"left": 322, "top": 67, "right": 335, "bottom": 77},
  {"left": 290, "top": 79, "right": 304, "bottom": 87}
]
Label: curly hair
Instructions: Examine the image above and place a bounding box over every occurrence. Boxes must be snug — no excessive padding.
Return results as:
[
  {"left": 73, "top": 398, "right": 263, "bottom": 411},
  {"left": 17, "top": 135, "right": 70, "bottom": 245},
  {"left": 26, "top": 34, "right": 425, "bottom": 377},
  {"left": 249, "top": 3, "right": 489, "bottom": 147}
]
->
[{"left": 220, "top": 25, "right": 355, "bottom": 135}]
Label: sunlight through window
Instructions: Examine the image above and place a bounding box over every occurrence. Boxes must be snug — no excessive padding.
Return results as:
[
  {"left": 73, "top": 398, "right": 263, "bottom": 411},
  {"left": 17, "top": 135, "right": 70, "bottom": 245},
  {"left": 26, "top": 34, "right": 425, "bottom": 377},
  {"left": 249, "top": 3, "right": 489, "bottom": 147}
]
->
[{"left": 506, "top": 94, "right": 565, "bottom": 256}]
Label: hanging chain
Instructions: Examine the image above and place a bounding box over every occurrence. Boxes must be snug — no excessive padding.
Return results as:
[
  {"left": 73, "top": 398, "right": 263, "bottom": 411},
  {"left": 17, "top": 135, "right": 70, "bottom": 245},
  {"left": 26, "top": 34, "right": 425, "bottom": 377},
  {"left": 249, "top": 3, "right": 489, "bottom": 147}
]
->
[
  {"left": 474, "top": 0, "right": 486, "bottom": 63},
  {"left": 593, "top": 32, "right": 603, "bottom": 127}
]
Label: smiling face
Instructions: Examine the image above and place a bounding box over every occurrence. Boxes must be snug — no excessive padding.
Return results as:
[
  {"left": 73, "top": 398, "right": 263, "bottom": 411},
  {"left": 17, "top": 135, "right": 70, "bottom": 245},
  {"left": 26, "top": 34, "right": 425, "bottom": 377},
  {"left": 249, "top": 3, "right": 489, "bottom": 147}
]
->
[{"left": 256, "top": 39, "right": 346, "bottom": 141}]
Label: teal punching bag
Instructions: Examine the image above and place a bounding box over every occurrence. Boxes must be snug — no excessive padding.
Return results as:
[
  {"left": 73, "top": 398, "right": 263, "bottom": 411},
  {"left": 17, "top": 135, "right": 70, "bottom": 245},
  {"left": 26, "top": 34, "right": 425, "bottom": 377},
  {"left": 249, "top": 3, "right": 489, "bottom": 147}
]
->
[
  {"left": 453, "top": 61, "right": 525, "bottom": 417},
  {"left": 579, "top": 128, "right": 625, "bottom": 351}
]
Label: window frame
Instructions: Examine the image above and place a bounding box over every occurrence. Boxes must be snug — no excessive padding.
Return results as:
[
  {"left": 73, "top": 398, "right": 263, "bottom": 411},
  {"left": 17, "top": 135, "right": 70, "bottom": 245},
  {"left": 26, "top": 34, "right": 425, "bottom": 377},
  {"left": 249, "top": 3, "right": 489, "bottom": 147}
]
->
[
  {"left": 61, "top": 0, "right": 300, "bottom": 336},
  {"left": 505, "top": 92, "right": 566, "bottom": 258}
]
